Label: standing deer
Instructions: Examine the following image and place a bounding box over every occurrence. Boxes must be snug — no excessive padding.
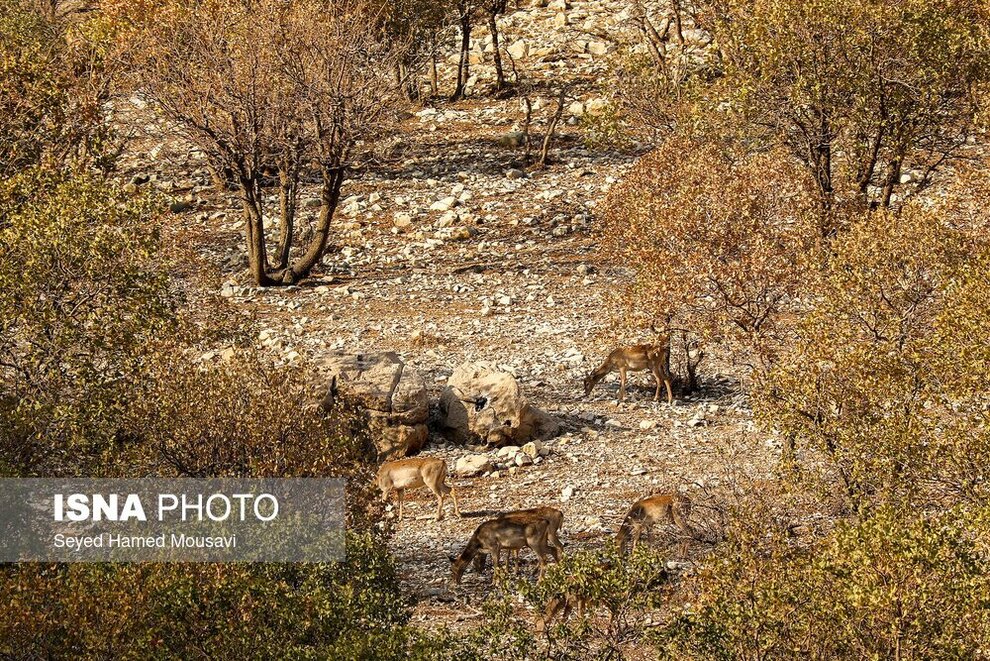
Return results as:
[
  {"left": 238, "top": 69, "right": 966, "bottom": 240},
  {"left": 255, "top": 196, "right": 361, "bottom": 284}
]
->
[
  {"left": 377, "top": 457, "right": 460, "bottom": 522},
  {"left": 583, "top": 342, "right": 674, "bottom": 404},
  {"left": 616, "top": 492, "right": 692, "bottom": 555},
  {"left": 451, "top": 516, "right": 554, "bottom": 584},
  {"left": 472, "top": 506, "right": 565, "bottom": 573}
]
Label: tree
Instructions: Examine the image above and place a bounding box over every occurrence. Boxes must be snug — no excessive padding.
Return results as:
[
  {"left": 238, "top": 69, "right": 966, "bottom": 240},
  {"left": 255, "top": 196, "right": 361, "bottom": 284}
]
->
[
  {"left": 697, "top": 0, "right": 990, "bottom": 217},
  {"left": 384, "top": 0, "right": 454, "bottom": 100},
  {"left": 601, "top": 139, "right": 821, "bottom": 384},
  {"left": 118, "top": 0, "right": 405, "bottom": 286},
  {"left": 485, "top": 0, "right": 509, "bottom": 93},
  {"left": 451, "top": 0, "right": 476, "bottom": 101}
]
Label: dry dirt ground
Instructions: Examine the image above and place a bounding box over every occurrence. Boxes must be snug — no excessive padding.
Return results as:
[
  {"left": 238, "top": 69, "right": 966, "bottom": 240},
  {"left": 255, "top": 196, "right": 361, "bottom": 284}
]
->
[{"left": 118, "top": 0, "right": 780, "bottom": 636}]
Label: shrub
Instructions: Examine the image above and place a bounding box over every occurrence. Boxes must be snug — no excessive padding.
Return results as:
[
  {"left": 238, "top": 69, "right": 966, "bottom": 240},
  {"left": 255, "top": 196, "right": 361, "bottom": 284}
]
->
[
  {"left": 756, "top": 202, "right": 990, "bottom": 505},
  {"left": 601, "top": 139, "right": 821, "bottom": 377},
  {"left": 659, "top": 506, "right": 990, "bottom": 660},
  {"left": 0, "top": 532, "right": 424, "bottom": 660},
  {"left": 0, "top": 173, "right": 176, "bottom": 476}
]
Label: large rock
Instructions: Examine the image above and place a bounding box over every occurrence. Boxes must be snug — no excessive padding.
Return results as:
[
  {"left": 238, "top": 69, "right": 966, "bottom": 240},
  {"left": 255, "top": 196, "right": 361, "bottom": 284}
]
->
[
  {"left": 438, "top": 362, "right": 560, "bottom": 447},
  {"left": 455, "top": 454, "right": 493, "bottom": 477},
  {"left": 321, "top": 352, "right": 428, "bottom": 459}
]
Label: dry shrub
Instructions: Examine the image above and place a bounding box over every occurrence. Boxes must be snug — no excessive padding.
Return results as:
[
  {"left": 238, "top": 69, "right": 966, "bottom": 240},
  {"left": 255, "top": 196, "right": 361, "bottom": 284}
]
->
[
  {"left": 600, "top": 139, "right": 821, "bottom": 376},
  {"left": 122, "top": 349, "right": 373, "bottom": 481},
  {"left": 660, "top": 504, "right": 990, "bottom": 660},
  {"left": 757, "top": 201, "right": 990, "bottom": 506},
  {"left": 0, "top": 533, "right": 416, "bottom": 659}
]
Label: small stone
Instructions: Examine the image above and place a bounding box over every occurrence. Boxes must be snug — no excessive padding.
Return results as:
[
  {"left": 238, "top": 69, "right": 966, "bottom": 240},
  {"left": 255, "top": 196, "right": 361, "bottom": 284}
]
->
[
  {"left": 521, "top": 441, "right": 544, "bottom": 458},
  {"left": 430, "top": 196, "right": 457, "bottom": 212},
  {"left": 507, "top": 39, "right": 528, "bottom": 60},
  {"left": 561, "top": 485, "right": 575, "bottom": 502}
]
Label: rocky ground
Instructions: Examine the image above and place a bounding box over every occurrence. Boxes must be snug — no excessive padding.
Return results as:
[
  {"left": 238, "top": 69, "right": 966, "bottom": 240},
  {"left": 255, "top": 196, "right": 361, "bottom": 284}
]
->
[{"left": 117, "top": 0, "right": 777, "bottom": 635}]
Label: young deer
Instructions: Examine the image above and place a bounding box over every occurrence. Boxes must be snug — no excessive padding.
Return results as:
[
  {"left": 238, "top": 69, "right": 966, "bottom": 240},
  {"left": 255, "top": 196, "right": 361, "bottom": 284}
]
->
[
  {"left": 451, "top": 516, "right": 554, "bottom": 584},
  {"left": 616, "top": 492, "right": 692, "bottom": 555},
  {"left": 472, "top": 506, "right": 565, "bottom": 573},
  {"left": 377, "top": 457, "right": 460, "bottom": 522},
  {"left": 583, "top": 343, "right": 674, "bottom": 404}
]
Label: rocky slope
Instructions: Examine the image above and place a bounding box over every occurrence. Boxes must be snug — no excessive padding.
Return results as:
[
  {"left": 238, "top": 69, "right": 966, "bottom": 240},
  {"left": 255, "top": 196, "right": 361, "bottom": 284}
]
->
[{"left": 118, "top": 0, "right": 774, "bottom": 634}]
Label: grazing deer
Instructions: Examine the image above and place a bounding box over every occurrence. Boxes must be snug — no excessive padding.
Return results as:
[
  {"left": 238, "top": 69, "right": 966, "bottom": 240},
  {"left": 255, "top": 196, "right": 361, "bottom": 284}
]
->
[
  {"left": 451, "top": 516, "right": 554, "bottom": 584},
  {"left": 472, "top": 506, "right": 565, "bottom": 573},
  {"left": 377, "top": 457, "right": 460, "bottom": 522},
  {"left": 583, "top": 343, "right": 674, "bottom": 404},
  {"left": 616, "top": 492, "right": 692, "bottom": 555}
]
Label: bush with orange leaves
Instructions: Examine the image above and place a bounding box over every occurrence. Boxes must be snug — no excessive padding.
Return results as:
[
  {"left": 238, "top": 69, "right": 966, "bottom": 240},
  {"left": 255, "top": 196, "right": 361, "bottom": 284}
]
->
[
  {"left": 600, "top": 139, "right": 822, "bottom": 380},
  {"left": 756, "top": 201, "right": 990, "bottom": 506}
]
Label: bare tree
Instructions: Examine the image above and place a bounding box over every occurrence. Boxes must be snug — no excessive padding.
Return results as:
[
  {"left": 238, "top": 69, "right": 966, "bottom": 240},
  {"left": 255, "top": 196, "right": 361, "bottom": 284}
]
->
[
  {"left": 486, "top": 0, "right": 509, "bottom": 93},
  {"left": 451, "top": 0, "right": 476, "bottom": 100},
  {"left": 124, "top": 0, "right": 405, "bottom": 286}
]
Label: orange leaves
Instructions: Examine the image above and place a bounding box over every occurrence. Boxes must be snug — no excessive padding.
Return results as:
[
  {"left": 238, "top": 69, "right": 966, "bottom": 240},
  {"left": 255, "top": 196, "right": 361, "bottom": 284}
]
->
[{"left": 600, "top": 138, "right": 820, "bottom": 368}]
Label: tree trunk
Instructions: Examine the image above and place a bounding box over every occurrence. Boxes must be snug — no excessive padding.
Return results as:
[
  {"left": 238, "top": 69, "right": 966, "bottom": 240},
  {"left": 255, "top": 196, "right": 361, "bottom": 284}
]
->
[
  {"left": 881, "top": 151, "right": 905, "bottom": 208},
  {"left": 452, "top": 7, "right": 472, "bottom": 100},
  {"left": 239, "top": 174, "right": 273, "bottom": 286},
  {"left": 274, "top": 166, "right": 345, "bottom": 285},
  {"left": 275, "top": 166, "right": 297, "bottom": 271},
  {"left": 489, "top": 10, "right": 506, "bottom": 92},
  {"left": 429, "top": 30, "right": 439, "bottom": 97}
]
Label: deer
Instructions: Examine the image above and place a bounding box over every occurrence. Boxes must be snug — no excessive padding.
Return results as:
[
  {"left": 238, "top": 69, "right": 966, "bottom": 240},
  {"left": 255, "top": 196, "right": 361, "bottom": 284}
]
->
[
  {"left": 616, "top": 492, "right": 693, "bottom": 555},
  {"left": 471, "top": 506, "right": 565, "bottom": 573},
  {"left": 583, "top": 340, "right": 674, "bottom": 405},
  {"left": 451, "top": 515, "right": 554, "bottom": 584},
  {"left": 376, "top": 457, "right": 460, "bottom": 522}
]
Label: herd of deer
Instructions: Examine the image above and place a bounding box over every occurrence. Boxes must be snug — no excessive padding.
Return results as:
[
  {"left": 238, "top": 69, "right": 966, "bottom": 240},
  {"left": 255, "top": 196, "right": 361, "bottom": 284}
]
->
[{"left": 375, "top": 339, "right": 692, "bottom": 627}]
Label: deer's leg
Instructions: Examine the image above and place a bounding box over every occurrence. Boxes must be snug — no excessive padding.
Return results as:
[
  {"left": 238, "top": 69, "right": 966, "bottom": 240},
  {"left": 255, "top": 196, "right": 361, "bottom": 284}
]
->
[
  {"left": 618, "top": 367, "right": 627, "bottom": 402},
  {"left": 562, "top": 597, "right": 574, "bottom": 623},
  {"left": 396, "top": 489, "right": 404, "bottom": 521},
  {"left": 434, "top": 490, "right": 444, "bottom": 521},
  {"left": 550, "top": 533, "right": 563, "bottom": 561},
  {"left": 631, "top": 523, "right": 642, "bottom": 552},
  {"left": 652, "top": 366, "right": 663, "bottom": 401},
  {"left": 664, "top": 375, "right": 674, "bottom": 406},
  {"left": 449, "top": 487, "right": 461, "bottom": 517}
]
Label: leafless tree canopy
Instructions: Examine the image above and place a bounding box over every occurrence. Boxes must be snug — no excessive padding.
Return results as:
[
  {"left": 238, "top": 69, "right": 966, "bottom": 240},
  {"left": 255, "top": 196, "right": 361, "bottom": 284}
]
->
[{"left": 119, "top": 0, "right": 406, "bottom": 285}]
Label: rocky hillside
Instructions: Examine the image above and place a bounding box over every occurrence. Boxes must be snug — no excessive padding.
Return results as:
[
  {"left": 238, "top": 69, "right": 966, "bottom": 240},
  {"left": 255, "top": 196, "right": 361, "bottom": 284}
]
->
[{"left": 117, "top": 0, "right": 768, "bottom": 633}]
